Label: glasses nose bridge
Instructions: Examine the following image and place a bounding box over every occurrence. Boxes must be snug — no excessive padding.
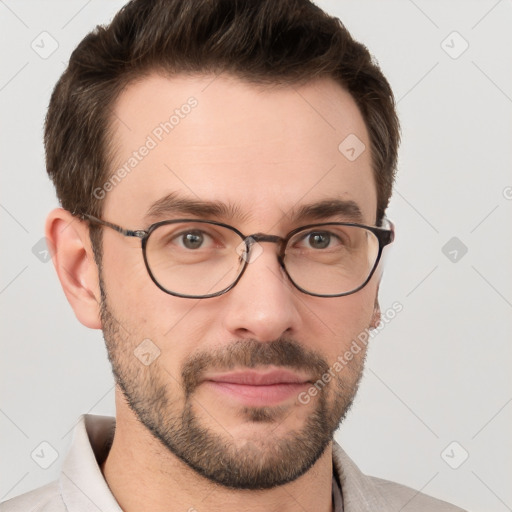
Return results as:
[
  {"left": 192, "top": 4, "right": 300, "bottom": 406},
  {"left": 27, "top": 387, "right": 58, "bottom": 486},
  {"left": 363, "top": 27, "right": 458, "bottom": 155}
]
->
[{"left": 244, "top": 233, "right": 286, "bottom": 258}]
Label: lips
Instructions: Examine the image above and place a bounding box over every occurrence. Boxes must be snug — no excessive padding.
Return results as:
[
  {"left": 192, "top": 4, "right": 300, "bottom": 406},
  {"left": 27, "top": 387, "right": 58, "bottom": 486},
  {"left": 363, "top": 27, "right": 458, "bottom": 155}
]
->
[
  {"left": 202, "top": 368, "right": 313, "bottom": 407},
  {"left": 205, "top": 369, "right": 311, "bottom": 385}
]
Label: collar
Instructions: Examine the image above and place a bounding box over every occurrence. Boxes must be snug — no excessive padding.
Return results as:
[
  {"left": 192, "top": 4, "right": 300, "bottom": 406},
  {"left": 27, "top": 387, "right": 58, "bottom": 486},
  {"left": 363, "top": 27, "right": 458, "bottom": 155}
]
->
[
  {"left": 59, "top": 415, "right": 121, "bottom": 512},
  {"left": 332, "top": 442, "right": 391, "bottom": 511}
]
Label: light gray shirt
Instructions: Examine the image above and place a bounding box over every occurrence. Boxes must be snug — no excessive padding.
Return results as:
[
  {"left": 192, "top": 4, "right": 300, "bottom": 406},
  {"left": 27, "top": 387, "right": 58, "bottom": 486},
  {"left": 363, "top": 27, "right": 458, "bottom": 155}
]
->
[{"left": 0, "top": 414, "right": 466, "bottom": 512}]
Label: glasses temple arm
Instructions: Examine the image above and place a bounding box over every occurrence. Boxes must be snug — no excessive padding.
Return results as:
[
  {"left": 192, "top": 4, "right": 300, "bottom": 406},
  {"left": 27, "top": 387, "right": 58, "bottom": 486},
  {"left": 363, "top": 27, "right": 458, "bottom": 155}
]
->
[{"left": 78, "top": 213, "right": 146, "bottom": 238}]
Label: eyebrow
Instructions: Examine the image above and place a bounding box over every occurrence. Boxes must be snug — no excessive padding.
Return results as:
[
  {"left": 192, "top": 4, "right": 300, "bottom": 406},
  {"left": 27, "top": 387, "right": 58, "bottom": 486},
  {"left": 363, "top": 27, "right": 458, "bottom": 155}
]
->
[
  {"left": 288, "top": 198, "right": 364, "bottom": 224},
  {"left": 144, "top": 192, "right": 252, "bottom": 224},
  {"left": 143, "top": 191, "right": 365, "bottom": 226}
]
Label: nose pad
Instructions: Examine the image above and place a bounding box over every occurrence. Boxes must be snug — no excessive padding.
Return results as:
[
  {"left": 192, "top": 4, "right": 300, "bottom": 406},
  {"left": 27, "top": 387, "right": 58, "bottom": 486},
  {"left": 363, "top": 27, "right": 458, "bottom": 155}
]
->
[
  {"left": 233, "top": 235, "right": 294, "bottom": 294},
  {"left": 235, "top": 236, "right": 264, "bottom": 264}
]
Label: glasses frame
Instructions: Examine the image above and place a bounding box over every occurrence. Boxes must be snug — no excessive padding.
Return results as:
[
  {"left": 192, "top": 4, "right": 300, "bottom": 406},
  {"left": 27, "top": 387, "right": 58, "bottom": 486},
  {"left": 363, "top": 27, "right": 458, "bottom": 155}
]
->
[{"left": 79, "top": 213, "right": 394, "bottom": 299}]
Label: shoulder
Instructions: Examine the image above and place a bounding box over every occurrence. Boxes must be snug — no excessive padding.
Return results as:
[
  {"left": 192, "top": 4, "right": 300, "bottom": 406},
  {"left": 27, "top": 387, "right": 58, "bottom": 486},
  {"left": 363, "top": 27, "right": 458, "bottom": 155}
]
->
[
  {"left": 0, "top": 481, "right": 66, "bottom": 512},
  {"left": 332, "top": 441, "right": 467, "bottom": 511},
  {"left": 368, "top": 476, "right": 468, "bottom": 511}
]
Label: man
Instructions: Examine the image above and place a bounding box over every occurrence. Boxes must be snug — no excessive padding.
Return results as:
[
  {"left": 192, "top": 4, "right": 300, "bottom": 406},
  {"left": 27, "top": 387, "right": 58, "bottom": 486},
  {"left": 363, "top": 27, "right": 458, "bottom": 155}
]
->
[{"left": 1, "top": 0, "right": 465, "bottom": 511}]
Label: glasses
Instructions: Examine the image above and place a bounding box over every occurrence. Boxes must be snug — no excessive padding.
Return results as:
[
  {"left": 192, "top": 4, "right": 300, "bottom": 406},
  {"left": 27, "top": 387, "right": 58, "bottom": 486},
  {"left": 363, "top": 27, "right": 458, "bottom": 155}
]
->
[{"left": 79, "top": 213, "right": 394, "bottom": 299}]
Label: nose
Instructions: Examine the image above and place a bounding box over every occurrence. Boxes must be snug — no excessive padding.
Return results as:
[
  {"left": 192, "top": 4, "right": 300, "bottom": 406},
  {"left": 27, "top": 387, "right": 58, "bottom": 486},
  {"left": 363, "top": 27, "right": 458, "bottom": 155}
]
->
[{"left": 221, "top": 240, "right": 302, "bottom": 342}]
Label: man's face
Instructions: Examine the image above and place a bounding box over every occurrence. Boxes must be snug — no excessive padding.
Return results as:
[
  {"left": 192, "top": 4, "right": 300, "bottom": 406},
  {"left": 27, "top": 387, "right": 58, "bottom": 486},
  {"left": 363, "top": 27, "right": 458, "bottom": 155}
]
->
[{"left": 98, "top": 73, "right": 379, "bottom": 489}]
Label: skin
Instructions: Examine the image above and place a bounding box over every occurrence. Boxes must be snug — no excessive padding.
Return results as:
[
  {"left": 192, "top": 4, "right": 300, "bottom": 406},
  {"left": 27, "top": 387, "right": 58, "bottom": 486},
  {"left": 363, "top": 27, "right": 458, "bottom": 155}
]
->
[{"left": 46, "top": 73, "right": 383, "bottom": 512}]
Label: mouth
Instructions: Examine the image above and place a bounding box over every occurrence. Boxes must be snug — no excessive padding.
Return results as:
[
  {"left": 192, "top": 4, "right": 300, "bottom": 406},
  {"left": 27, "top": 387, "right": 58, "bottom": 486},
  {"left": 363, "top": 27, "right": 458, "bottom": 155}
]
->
[{"left": 201, "top": 368, "right": 313, "bottom": 407}]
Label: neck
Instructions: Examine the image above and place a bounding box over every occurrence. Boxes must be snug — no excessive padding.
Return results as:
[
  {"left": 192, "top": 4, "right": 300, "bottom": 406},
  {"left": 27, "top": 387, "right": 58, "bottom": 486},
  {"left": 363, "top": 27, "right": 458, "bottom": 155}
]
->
[{"left": 101, "top": 394, "right": 334, "bottom": 512}]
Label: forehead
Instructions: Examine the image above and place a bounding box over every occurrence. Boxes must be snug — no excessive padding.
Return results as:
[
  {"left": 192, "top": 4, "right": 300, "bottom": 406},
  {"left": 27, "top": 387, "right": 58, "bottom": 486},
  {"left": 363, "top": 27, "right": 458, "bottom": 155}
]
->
[{"left": 104, "top": 73, "right": 377, "bottom": 228}]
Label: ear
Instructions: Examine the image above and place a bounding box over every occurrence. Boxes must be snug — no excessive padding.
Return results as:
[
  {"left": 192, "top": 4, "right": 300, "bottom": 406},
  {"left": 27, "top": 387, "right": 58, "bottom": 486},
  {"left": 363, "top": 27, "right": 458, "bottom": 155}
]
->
[
  {"left": 369, "top": 287, "right": 381, "bottom": 329},
  {"left": 45, "top": 208, "right": 102, "bottom": 329}
]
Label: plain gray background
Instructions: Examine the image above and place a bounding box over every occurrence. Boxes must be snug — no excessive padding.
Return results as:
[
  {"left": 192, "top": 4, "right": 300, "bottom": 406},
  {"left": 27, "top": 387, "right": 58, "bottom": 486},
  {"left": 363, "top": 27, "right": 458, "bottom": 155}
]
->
[{"left": 1, "top": 1, "right": 511, "bottom": 510}]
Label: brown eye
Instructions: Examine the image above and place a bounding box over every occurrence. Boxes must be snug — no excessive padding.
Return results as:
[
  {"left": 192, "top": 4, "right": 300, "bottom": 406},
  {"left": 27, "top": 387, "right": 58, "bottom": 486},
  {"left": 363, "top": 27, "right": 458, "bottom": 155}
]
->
[
  {"left": 308, "top": 232, "right": 331, "bottom": 249},
  {"left": 180, "top": 231, "right": 205, "bottom": 249}
]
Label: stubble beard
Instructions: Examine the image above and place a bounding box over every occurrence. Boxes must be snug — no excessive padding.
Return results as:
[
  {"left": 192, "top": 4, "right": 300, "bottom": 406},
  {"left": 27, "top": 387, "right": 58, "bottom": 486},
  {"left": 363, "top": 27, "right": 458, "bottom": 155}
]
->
[{"left": 99, "top": 278, "right": 366, "bottom": 490}]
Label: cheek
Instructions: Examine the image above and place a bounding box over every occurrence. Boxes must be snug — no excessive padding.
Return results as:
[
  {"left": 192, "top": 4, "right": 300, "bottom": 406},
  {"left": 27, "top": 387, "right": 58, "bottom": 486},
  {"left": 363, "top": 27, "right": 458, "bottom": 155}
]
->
[
  {"left": 316, "top": 283, "right": 377, "bottom": 364},
  {"left": 101, "top": 235, "right": 182, "bottom": 327},
  {"left": 100, "top": 251, "right": 217, "bottom": 374},
  {"left": 101, "top": 235, "right": 148, "bottom": 299}
]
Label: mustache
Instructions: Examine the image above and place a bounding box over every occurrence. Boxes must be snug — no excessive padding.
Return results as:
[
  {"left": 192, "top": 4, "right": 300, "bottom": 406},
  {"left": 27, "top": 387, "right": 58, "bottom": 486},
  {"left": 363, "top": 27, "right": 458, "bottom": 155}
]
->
[{"left": 181, "top": 338, "right": 330, "bottom": 396}]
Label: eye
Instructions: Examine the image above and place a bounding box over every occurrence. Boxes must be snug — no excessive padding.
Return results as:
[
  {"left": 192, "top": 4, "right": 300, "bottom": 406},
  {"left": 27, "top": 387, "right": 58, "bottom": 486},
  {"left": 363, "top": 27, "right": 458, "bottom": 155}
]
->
[
  {"left": 175, "top": 230, "right": 213, "bottom": 250},
  {"left": 305, "top": 232, "right": 332, "bottom": 249},
  {"left": 297, "top": 231, "right": 342, "bottom": 250}
]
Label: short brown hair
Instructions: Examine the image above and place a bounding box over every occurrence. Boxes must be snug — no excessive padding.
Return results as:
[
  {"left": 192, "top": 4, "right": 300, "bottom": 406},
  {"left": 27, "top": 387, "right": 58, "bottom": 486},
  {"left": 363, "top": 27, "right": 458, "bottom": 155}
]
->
[{"left": 45, "top": 0, "right": 400, "bottom": 259}]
